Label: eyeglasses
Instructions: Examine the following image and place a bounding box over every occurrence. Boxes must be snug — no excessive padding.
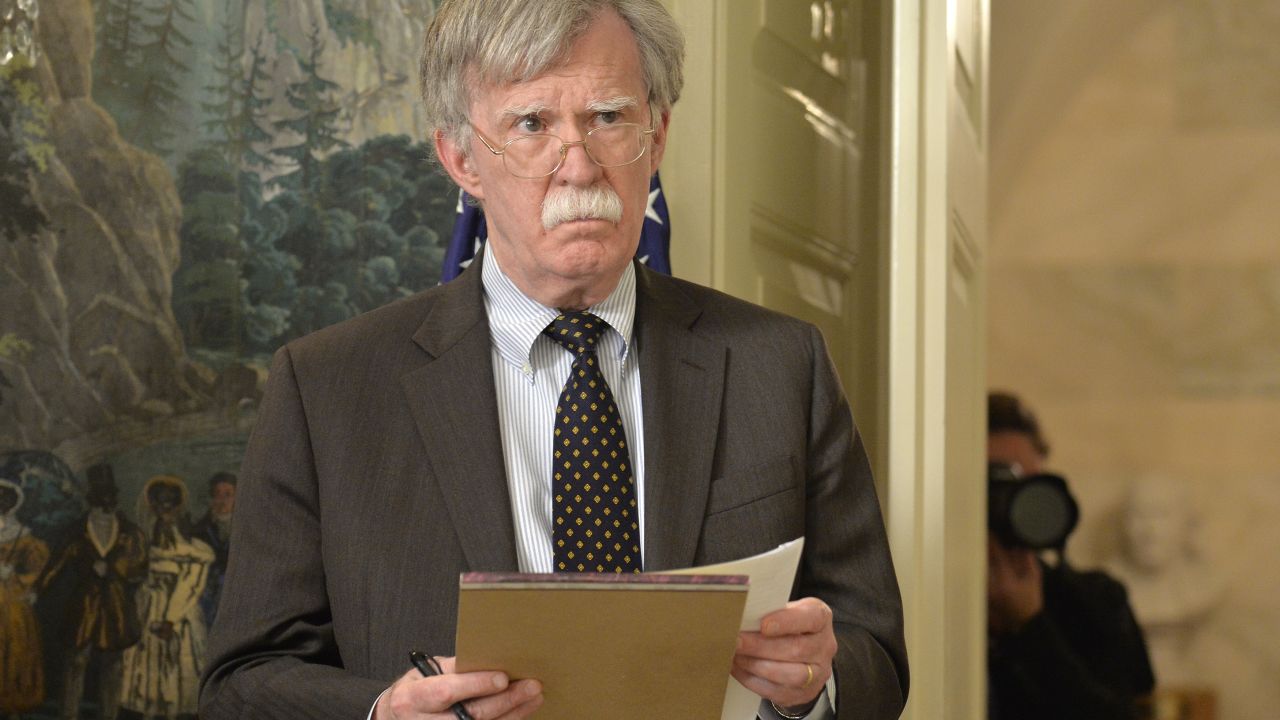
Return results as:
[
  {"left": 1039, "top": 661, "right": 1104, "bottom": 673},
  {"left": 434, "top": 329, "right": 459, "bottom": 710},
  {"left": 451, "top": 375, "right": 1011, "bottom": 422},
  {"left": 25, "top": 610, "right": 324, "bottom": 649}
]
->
[{"left": 471, "top": 123, "right": 656, "bottom": 179}]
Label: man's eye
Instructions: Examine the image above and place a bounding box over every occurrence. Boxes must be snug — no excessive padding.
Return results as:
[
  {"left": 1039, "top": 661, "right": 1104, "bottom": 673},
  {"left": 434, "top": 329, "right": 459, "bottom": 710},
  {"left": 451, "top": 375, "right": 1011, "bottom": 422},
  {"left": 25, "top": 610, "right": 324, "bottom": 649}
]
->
[
  {"left": 516, "top": 116, "right": 544, "bottom": 133},
  {"left": 597, "top": 111, "right": 621, "bottom": 124}
]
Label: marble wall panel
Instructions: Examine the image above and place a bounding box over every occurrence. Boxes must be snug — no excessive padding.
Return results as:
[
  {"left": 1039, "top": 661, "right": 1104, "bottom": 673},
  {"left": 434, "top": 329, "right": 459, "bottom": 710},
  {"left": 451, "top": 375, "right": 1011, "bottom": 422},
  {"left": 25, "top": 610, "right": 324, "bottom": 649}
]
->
[
  {"left": 1176, "top": 0, "right": 1280, "bottom": 129},
  {"left": 1166, "top": 134, "right": 1280, "bottom": 261},
  {"left": 988, "top": 266, "right": 1182, "bottom": 397},
  {"left": 1175, "top": 267, "right": 1280, "bottom": 395}
]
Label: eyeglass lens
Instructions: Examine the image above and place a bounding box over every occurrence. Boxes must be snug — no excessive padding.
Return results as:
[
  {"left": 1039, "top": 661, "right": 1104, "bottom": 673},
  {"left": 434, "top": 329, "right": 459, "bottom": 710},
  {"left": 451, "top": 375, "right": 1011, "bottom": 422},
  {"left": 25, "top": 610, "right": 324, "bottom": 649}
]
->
[{"left": 502, "top": 125, "right": 647, "bottom": 178}]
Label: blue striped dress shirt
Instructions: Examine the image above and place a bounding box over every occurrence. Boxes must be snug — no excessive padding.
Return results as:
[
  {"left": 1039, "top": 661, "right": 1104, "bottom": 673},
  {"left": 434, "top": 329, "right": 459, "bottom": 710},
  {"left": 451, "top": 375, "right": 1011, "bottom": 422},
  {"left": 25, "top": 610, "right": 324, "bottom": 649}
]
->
[{"left": 480, "top": 248, "right": 647, "bottom": 573}]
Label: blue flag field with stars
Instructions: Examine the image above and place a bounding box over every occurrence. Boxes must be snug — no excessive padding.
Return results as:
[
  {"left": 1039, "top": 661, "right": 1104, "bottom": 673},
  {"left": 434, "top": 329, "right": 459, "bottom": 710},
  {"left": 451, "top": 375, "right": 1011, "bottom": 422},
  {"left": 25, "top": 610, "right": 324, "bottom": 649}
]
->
[{"left": 441, "top": 172, "right": 672, "bottom": 282}]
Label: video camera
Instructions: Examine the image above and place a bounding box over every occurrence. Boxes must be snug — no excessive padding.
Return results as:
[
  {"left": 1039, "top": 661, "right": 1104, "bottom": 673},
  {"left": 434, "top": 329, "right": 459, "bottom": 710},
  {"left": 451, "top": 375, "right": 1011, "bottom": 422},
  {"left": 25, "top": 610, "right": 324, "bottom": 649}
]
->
[{"left": 988, "top": 462, "right": 1079, "bottom": 551}]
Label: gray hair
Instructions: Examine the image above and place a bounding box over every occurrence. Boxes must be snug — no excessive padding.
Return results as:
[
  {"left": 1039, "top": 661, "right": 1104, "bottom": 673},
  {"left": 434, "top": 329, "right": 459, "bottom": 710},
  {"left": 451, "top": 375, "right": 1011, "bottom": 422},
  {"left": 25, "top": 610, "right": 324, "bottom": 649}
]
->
[{"left": 419, "top": 0, "right": 684, "bottom": 158}]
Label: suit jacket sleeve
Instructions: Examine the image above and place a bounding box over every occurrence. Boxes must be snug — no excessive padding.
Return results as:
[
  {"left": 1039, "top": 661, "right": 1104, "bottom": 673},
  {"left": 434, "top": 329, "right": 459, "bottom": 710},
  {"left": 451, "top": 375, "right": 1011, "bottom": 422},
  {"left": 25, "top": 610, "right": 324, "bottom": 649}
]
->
[
  {"left": 199, "top": 346, "right": 388, "bottom": 720},
  {"left": 799, "top": 325, "right": 909, "bottom": 719}
]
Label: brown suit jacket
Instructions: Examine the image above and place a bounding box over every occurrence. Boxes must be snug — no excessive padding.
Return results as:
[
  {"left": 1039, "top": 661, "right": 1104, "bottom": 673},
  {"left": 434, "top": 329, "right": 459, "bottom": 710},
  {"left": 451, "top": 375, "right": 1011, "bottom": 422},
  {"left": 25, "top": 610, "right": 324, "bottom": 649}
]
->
[{"left": 199, "top": 259, "right": 908, "bottom": 719}]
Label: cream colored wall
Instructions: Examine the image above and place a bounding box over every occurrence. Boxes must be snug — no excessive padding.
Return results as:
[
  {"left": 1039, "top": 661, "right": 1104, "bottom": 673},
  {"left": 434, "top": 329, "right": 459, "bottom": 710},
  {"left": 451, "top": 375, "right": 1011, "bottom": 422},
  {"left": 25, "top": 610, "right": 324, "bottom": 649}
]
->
[{"left": 990, "top": 3, "right": 1280, "bottom": 718}]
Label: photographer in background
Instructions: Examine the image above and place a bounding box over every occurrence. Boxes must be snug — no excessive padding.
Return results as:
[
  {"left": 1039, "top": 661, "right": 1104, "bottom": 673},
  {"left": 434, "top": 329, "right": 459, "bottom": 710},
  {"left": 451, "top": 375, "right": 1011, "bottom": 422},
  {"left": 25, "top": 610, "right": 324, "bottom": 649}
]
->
[{"left": 986, "top": 391, "right": 1155, "bottom": 720}]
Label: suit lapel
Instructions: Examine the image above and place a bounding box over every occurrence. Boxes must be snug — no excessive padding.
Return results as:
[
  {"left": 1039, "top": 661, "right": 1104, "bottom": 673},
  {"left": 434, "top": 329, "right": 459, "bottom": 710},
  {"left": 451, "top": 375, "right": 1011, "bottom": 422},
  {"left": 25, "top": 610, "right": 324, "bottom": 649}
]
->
[
  {"left": 400, "top": 259, "right": 519, "bottom": 572},
  {"left": 635, "top": 267, "right": 725, "bottom": 571}
]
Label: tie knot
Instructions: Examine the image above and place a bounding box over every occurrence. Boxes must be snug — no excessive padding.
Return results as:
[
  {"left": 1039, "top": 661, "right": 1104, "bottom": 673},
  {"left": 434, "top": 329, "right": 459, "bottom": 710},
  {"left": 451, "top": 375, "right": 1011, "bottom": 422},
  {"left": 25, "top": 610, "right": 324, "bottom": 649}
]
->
[{"left": 543, "top": 311, "right": 608, "bottom": 354}]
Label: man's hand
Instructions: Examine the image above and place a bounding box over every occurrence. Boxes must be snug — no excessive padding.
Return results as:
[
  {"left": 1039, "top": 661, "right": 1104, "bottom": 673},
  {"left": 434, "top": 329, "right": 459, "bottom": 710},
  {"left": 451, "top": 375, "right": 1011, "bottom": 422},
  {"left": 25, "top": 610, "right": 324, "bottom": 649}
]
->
[
  {"left": 732, "top": 597, "right": 837, "bottom": 714},
  {"left": 987, "top": 535, "right": 1044, "bottom": 636},
  {"left": 373, "top": 656, "right": 542, "bottom": 720},
  {"left": 94, "top": 559, "right": 109, "bottom": 577}
]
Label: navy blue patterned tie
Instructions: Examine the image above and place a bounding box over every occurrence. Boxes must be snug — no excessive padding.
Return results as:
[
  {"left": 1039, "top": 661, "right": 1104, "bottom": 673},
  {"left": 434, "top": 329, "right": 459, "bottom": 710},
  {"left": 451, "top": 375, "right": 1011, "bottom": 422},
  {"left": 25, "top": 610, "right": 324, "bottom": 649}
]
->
[{"left": 544, "top": 312, "right": 642, "bottom": 573}]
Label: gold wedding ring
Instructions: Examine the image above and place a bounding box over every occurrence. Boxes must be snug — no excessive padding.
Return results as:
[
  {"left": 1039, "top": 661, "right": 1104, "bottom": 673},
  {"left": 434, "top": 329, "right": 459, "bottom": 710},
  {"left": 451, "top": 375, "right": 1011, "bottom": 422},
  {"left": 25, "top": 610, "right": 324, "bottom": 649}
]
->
[{"left": 802, "top": 662, "right": 814, "bottom": 688}]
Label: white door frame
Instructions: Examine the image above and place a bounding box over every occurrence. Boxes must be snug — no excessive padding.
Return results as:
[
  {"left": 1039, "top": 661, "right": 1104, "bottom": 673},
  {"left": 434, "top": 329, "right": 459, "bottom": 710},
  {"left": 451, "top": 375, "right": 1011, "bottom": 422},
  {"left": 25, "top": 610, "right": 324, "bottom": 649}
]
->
[{"left": 885, "top": 0, "right": 989, "bottom": 718}]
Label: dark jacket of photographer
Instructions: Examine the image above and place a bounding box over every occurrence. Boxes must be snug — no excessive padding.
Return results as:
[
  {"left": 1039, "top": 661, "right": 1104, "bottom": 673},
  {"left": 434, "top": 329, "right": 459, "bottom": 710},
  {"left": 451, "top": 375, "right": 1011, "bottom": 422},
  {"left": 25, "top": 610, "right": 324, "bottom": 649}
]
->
[{"left": 989, "top": 561, "right": 1154, "bottom": 720}]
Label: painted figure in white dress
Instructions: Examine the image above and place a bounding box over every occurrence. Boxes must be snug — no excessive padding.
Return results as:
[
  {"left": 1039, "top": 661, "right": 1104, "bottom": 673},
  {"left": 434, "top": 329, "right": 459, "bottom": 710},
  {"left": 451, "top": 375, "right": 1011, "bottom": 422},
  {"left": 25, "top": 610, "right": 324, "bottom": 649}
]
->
[{"left": 119, "top": 475, "right": 215, "bottom": 720}]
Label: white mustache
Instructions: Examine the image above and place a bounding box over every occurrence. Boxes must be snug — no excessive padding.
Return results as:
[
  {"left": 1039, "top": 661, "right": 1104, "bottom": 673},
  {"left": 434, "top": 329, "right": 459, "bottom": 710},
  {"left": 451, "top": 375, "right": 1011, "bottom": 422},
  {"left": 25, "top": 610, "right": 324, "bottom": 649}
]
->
[{"left": 541, "top": 185, "right": 624, "bottom": 230}]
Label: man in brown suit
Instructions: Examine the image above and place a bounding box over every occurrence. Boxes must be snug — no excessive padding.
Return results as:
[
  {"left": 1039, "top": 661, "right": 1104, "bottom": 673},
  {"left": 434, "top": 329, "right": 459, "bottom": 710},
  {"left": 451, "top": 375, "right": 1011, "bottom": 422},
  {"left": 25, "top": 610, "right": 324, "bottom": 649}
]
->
[
  {"left": 200, "top": 2, "right": 907, "bottom": 719},
  {"left": 42, "top": 463, "right": 148, "bottom": 720}
]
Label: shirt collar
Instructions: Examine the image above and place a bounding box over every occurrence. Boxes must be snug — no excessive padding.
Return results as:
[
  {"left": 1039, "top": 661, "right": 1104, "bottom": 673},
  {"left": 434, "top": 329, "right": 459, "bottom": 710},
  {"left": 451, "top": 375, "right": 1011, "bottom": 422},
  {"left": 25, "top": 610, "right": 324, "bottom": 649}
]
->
[{"left": 481, "top": 245, "right": 637, "bottom": 372}]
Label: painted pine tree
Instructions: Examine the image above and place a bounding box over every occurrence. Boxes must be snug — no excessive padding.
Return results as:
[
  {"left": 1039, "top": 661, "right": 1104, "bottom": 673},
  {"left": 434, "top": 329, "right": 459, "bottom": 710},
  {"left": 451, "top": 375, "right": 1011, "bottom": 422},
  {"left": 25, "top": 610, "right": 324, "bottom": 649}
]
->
[
  {"left": 233, "top": 34, "right": 278, "bottom": 172},
  {"left": 93, "top": 0, "right": 147, "bottom": 131},
  {"left": 200, "top": 0, "right": 245, "bottom": 159},
  {"left": 128, "top": 0, "right": 197, "bottom": 154},
  {"left": 271, "top": 21, "right": 348, "bottom": 192}
]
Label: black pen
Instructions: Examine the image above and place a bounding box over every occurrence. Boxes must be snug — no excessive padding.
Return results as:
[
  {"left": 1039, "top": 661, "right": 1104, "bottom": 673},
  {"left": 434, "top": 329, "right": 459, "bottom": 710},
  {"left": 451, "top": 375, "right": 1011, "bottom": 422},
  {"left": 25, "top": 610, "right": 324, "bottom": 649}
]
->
[{"left": 408, "top": 650, "right": 474, "bottom": 720}]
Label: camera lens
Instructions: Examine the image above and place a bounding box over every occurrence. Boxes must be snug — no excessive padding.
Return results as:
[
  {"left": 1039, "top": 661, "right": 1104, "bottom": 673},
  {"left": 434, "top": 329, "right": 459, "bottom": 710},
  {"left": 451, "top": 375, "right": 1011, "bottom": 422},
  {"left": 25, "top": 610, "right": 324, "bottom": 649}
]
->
[
  {"left": 1009, "top": 479, "right": 1076, "bottom": 549},
  {"left": 989, "top": 466, "right": 1080, "bottom": 550}
]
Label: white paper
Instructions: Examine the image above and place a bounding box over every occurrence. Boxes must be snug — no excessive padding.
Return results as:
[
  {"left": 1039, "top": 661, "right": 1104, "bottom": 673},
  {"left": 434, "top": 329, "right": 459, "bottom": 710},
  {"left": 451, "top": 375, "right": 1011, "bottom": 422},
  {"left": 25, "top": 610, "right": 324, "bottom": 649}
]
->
[{"left": 664, "top": 537, "right": 805, "bottom": 720}]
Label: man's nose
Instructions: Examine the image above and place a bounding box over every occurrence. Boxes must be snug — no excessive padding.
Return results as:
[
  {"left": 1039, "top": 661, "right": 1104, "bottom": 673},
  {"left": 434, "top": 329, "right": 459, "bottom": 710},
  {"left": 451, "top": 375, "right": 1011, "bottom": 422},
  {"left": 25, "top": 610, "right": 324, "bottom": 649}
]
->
[{"left": 554, "top": 135, "right": 603, "bottom": 185}]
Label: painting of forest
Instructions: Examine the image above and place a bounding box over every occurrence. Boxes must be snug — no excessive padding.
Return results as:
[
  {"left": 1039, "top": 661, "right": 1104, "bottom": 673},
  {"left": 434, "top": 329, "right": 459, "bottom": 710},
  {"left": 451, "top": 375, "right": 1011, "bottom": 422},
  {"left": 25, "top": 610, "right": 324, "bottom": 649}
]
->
[{"left": 1, "top": 0, "right": 452, "bottom": 716}]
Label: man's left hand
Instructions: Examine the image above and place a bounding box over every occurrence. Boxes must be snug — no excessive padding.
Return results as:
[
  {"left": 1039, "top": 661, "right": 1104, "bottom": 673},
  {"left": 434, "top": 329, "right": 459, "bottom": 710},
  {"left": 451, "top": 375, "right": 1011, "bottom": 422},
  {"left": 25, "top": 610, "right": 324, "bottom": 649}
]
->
[{"left": 732, "top": 597, "right": 837, "bottom": 713}]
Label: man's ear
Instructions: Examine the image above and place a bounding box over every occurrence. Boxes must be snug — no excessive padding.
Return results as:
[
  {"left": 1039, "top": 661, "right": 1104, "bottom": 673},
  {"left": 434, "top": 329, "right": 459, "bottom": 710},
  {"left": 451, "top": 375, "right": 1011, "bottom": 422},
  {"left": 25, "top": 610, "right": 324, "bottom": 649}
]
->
[
  {"left": 435, "top": 129, "right": 484, "bottom": 200},
  {"left": 648, "top": 109, "right": 671, "bottom": 174}
]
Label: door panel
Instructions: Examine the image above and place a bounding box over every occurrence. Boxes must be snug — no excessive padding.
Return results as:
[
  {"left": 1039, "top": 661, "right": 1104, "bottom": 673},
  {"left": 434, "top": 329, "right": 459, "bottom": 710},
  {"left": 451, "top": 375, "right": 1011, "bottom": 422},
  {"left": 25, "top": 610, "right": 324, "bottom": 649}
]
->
[{"left": 725, "top": 0, "right": 874, "bottom": 400}]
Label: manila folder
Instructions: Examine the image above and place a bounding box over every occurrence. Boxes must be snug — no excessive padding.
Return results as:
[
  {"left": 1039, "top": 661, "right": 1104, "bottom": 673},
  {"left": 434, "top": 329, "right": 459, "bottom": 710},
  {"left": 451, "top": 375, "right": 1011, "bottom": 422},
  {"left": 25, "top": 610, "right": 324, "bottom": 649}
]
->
[{"left": 455, "top": 572, "right": 748, "bottom": 719}]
